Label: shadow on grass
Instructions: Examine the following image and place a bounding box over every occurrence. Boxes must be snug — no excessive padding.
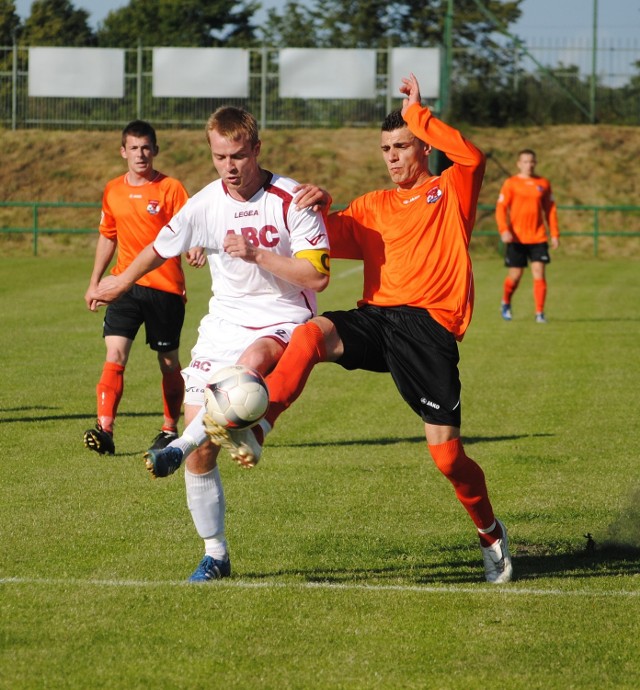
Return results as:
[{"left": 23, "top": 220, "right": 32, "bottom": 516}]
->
[
  {"left": 271, "top": 432, "right": 553, "bottom": 450},
  {"left": 0, "top": 409, "right": 164, "bottom": 423},
  {"left": 239, "top": 541, "right": 640, "bottom": 586}
]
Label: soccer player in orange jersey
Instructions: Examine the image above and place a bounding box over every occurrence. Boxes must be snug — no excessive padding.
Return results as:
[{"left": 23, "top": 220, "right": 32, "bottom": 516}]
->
[
  {"left": 213, "top": 73, "right": 513, "bottom": 584},
  {"left": 83, "top": 120, "right": 204, "bottom": 456},
  {"left": 496, "top": 148, "right": 560, "bottom": 323}
]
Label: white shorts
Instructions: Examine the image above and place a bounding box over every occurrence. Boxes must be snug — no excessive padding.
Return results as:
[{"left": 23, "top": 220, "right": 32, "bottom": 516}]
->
[{"left": 182, "top": 313, "right": 298, "bottom": 406}]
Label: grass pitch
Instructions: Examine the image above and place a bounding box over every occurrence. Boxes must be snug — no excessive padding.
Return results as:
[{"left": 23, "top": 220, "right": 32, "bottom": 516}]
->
[{"left": 1, "top": 252, "right": 639, "bottom": 689}]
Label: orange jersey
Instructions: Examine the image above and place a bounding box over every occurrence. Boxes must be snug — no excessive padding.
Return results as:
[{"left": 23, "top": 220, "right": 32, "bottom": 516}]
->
[
  {"left": 327, "top": 103, "right": 485, "bottom": 340},
  {"left": 495, "top": 175, "right": 559, "bottom": 244},
  {"left": 100, "top": 172, "right": 189, "bottom": 298}
]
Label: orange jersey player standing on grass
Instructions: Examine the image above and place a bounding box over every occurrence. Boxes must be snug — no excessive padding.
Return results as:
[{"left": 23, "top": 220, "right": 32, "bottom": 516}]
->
[
  {"left": 83, "top": 119, "right": 204, "bottom": 457},
  {"left": 496, "top": 148, "right": 560, "bottom": 323},
  {"left": 203, "top": 73, "right": 513, "bottom": 585}
]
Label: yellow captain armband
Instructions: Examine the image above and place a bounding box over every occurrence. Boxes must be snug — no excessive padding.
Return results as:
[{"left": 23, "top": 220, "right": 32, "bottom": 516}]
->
[{"left": 295, "top": 249, "right": 330, "bottom": 276}]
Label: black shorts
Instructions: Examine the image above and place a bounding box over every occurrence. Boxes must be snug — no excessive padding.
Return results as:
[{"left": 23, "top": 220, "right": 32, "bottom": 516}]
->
[
  {"left": 103, "top": 284, "right": 185, "bottom": 352},
  {"left": 505, "top": 242, "right": 551, "bottom": 268},
  {"left": 323, "top": 304, "right": 462, "bottom": 427}
]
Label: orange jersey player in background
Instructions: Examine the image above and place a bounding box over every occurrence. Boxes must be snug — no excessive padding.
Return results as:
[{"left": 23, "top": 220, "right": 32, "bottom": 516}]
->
[
  {"left": 83, "top": 119, "right": 204, "bottom": 457},
  {"left": 215, "top": 73, "right": 513, "bottom": 585},
  {"left": 496, "top": 148, "right": 560, "bottom": 323}
]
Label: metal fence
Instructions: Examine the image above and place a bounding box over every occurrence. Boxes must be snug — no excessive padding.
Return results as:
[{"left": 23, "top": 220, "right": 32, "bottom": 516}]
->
[
  {"left": 1, "top": 39, "right": 639, "bottom": 130},
  {"left": 2, "top": 200, "right": 639, "bottom": 257}
]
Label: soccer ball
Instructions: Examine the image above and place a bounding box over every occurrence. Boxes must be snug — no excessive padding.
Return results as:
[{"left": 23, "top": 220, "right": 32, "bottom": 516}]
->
[{"left": 204, "top": 365, "right": 269, "bottom": 430}]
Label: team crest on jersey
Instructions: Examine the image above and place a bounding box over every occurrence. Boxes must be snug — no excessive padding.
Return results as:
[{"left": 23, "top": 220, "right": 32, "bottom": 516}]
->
[
  {"left": 147, "top": 200, "right": 160, "bottom": 215},
  {"left": 426, "top": 186, "right": 443, "bottom": 204}
]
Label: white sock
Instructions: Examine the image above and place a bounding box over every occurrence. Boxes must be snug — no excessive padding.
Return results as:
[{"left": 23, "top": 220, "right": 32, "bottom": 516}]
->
[
  {"left": 185, "top": 466, "right": 227, "bottom": 560},
  {"left": 170, "top": 407, "right": 208, "bottom": 458}
]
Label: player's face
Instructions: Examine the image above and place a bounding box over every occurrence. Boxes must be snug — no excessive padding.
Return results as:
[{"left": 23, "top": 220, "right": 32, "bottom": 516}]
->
[
  {"left": 380, "top": 126, "right": 431, "bottom": 189},
  {"left": 120, "top": 135, "right": 157, "bottom": 179},
  {"left": 517, "top": 153, "right": 537, "bottom": 177},
  {"left": 209, "top": 130, "right": 263, "bottom": 200}
]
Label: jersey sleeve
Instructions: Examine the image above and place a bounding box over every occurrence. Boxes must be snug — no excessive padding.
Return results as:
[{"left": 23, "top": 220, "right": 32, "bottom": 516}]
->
[
  {"left": 99, "top": 179, "right": 119, "bottom": 241},
  {"left": 402, "top": 103, "right": 485, "bottom": 231},
  {"left": 286, "top": 204, "right": 330, "bottom": 256},
  {"left": 495, "top": 179, "right": 513, "bottom": 234},
  {"left": 153, "top": 198, "right": 201, "bottom": 258}
]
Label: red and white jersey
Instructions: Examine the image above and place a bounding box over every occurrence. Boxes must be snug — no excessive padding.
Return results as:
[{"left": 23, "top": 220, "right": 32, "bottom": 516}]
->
[{"left": 153, "top": 171, "right": 329, "bottom": 328}]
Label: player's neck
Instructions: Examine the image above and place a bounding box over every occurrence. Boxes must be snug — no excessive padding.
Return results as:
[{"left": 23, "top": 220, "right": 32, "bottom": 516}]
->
[
  {"left": 126, "top": 169, "right": 159, "bottom": 186},
  {"left": 227, "top": 169, "right": 269, "bottom": 202}
]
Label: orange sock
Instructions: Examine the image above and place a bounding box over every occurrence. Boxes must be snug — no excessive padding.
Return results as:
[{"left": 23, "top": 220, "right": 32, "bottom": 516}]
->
[
  {"left": 96, "top": 362, "right": 124, "bottom": 432},
  {"left": 162, "top": 366, "right": 184, "bottom": 430},
  {"left": 264, "top": 321, "right": 326, "bottom": 428},
  {"left": 428, "top": 438, "right": 496, "bottom": 532},
  {"left": 502, "top": 277, "right": 518, "bottom": 305},
  {"left": 533, "top": 278, "right": 547, "bottom": 314}
]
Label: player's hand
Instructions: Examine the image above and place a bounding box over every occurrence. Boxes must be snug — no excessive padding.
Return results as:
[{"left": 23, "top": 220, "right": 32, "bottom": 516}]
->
[
  {"left": 551, "top": 237, "right": 559, "bottom": 250},
  {"left": 223, "top": 233, "right": 259, "bottom": 263},
  {"left": 500, "top": 230, "right": 514, "bottom": 244},
  {"left": 400, "top": 73, "right": 422, "bottom": 117},
  {"left": 186, "top": 246, "right": 206, "bottom": 267},
  {"left": 86, "top": 275, "right": 127, "bottom": 311},
  {"left": 293, "top": 184, "right": 332, "bottom": 213}
]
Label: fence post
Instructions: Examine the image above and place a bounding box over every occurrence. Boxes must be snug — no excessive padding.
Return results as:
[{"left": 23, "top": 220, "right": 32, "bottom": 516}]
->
[
  {"left": 136, "top": 42, "right": 143, "bottom": 119},
  {"left": 12, "top": 40, "right": 18, "bottom": 131},
  {"left": 33, "top": 204, "right": 38, "bottom": 256},
  {"left": 593, "top": 207, "right": 599, "bottom": 256},
  {"left": 260, "top": 46, "right": 267, "bottom": 130}
]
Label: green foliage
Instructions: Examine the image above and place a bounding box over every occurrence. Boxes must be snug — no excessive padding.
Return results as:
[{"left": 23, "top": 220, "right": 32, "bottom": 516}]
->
[
  {"left": 95, "top": 0, "right": 259, "bottom": 48},
  {"left": 20, "top": 0, "right": 95, "bottom": 46},
  {"left": 0, "top": 0, "right": 20, "bottom": 44}
]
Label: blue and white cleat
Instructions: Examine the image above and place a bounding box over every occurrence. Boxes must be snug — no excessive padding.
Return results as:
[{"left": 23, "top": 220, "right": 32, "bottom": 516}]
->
[
  {"left": 143, "top": 446, "right": 183, "bottom": 478},
  {"left": 535, "top": 312, "right": 547, "bottom": 324},
  {"left": 500, "top": 302, "right": 513, "bottom": 321},
  {"left": 188, "top": 555, "right": 231, "bottom": 582}
]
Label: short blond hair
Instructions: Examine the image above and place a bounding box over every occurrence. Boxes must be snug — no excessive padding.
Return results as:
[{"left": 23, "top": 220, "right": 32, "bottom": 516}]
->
[{"left": 205, "top": 106, "right": 259, "bottom": 147}]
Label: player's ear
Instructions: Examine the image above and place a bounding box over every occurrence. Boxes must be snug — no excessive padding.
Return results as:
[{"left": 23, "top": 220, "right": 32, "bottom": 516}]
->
[
  {"left": 120, "top": 146, "right": 127, "bottom": 159},
  {"left": 424, "top": 144, "right": 432, "bottom": 156}
]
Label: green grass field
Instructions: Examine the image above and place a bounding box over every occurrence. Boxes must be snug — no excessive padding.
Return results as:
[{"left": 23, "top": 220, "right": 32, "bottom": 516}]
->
[{"left": 1, "top": 252, "right": 639, "bottom": 689}]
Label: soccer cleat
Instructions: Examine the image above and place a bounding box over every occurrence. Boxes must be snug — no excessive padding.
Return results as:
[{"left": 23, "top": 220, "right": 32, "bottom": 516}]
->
[
  {"left": 481, "top": 518, "right": 513, "bottom": 584},
  {"left": 83, "top": 422, "right": 115, "bottom": 455},
  {"left": 143, "top": 446, "right": 183, "bottom": 478},
  {"left": 535, "top": 312, "right": 547, "bottom": 324},
  {"left": 188, "top": 555, "right": 231, "bottom": 582},
  {"left": 148, "top": 430, "right": 178, "bottom": 451},
  {"left": 203, "top": 413, "right": 263, "bottom": 469},
  {"left": 500, "top": 302, "right": 512, "bottom": 321}
]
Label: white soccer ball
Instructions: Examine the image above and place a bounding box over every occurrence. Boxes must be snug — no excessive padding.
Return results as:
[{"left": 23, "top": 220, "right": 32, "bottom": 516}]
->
[{"left": 204, "top": 365, "right": 269, "bottom": 430}]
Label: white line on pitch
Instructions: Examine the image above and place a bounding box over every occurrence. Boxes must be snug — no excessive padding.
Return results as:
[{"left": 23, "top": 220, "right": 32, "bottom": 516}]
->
[{"left": 1, "top": 576, "right": 638, "bottom": 598}]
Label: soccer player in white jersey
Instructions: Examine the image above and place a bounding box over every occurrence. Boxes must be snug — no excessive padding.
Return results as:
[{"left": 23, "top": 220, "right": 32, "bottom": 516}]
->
[{"left": 88, "top": 106, "right": 330, "bottom": 582}]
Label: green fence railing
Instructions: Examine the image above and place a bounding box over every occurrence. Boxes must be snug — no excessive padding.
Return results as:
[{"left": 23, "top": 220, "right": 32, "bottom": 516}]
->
[{"left": 1, "top": 201, "right": 640, "bottom": 257}]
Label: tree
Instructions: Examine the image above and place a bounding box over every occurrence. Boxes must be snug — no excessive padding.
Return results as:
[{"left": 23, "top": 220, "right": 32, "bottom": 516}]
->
[
  {"left": 260, "top": 0, "right": 522, "bottom": 51},
  {"left": 96, "top": 0, "right": 259, "bottom": 48},
  {"left": 20, "top": 0, "right": 95, "bottom": 46},
  {"left": 0, "top": 0, "right": 21, "bottom": 44}
]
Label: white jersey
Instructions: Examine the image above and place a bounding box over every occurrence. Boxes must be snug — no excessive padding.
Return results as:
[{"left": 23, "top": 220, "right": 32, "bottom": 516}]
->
[{"left": 154, "top": 171, "right": 329, "bottom": 327}]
